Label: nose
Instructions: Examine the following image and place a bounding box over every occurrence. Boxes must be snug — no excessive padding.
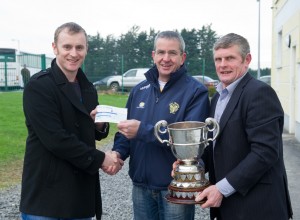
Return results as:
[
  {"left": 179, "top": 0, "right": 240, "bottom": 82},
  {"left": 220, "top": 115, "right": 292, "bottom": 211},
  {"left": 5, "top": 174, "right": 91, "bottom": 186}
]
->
[
  {"left": 220, "top": 58, "right": 227, "bottom": 67},
  {"left": 70, "top": 47, "right": 77, "bottom": 56},
  {"left": 162, "top": 53, "right": 171, "bottom": 61}
]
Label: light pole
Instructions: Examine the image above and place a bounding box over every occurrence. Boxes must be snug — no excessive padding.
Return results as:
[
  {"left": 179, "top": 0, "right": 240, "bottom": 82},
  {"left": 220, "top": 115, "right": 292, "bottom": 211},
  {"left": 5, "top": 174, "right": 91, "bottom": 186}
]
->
[
  {"left": 257, "top": 0, "right": 261, "bottom": 79},
  {"left": 121, "top": 54, "right": 124, "bottom": 94},
  {"left": 11, "top": 39, "right": 20, "bottom": 54},
  {"left": 202, "top": 58, "right": 205, "bottom": 80}
]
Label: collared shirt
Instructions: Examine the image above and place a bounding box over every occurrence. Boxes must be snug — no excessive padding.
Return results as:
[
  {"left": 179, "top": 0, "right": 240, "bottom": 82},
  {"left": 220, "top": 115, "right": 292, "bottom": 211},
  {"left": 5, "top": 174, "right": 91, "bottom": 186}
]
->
[{"left": 214, "top": 72, "right": 247, "bottom": 197}]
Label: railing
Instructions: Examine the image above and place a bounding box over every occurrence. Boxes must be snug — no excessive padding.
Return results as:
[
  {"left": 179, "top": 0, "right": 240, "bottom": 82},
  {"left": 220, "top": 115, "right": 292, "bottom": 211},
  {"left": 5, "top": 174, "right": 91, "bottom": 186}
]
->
[{"left": 0, "top": 53, "right": 53, "bottom": 91}]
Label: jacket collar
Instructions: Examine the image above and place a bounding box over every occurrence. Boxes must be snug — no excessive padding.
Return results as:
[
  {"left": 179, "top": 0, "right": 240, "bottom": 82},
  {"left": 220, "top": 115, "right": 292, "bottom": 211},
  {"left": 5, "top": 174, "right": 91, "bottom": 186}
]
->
[
  {"left": 145, "top": 64, "right": 187, "bottom": 90},
  {"left": 51, "top": 59, "right": 91, "bottom": 116}
]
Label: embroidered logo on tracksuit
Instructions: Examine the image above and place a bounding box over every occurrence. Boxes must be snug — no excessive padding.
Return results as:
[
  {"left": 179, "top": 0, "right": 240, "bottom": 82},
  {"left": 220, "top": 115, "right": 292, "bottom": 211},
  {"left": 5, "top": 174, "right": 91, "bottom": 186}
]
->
[{"left": 169, "top": 102, "right": 179, "bottom": 114}]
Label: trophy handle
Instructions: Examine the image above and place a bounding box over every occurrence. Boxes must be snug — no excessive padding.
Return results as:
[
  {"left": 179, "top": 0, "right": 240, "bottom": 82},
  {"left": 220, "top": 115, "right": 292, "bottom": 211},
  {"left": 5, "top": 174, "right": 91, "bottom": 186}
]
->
[
  {"left": 205, "top": 117, "right": 220, "bottom": 142},
  {"left": 154, "top": 120, "right": 170, "bottom": 145}
]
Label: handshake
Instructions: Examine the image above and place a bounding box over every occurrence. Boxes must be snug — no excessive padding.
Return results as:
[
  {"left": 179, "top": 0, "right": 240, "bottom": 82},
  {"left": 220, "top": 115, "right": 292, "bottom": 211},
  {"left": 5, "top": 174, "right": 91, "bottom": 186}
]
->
[{"left": 101, "top": 150, "right": 124, "bottom": 175}]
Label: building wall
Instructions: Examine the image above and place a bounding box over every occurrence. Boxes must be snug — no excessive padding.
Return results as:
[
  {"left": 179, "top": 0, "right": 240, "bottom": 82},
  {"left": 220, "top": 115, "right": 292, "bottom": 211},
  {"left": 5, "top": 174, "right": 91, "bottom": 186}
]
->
[{"left": 272, "top": 0, "right": 300, "bottom": 141}]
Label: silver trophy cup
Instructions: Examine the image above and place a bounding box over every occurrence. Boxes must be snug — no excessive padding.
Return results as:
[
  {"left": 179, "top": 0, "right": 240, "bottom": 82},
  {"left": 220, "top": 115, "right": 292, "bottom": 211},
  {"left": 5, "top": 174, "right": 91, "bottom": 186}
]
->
[{"left": 154, "top": 118, "right": 219, "bottom": 204}]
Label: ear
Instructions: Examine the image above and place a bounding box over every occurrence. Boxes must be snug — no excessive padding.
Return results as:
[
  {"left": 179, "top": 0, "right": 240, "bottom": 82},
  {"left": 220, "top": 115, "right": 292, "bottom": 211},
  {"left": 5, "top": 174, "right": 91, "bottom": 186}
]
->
[
  {"left": 151, "top": 50, "right": 155, "bottom": 59},
  {"left": 181, "top": 52, "right": 187, "bottom": 65},
  {"left": 52, "top": 42, "right": 58, "bottom": 55},
  {"left": 245, "top": 53, "right": 252, "bottom": 64}
]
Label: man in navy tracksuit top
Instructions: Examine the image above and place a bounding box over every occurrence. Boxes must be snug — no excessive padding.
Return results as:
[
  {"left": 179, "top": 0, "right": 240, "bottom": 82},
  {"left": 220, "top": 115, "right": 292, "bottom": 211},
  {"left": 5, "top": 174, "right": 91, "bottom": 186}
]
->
[{"left": 111, "top": 31, "right": 209, "bottom": 220}]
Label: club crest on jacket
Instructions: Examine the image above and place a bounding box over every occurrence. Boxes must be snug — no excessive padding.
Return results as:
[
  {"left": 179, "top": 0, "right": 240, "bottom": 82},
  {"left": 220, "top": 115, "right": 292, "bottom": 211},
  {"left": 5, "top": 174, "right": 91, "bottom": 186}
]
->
[{"left": 169, "top": 102, "right": 179, "bottom": 114}]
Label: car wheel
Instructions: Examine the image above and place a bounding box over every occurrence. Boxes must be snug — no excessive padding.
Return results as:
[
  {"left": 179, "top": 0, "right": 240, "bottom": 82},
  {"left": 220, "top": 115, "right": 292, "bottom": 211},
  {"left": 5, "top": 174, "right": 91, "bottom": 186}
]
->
[{"left": 110, "top": 82, "right": 119, "bottom": 91}]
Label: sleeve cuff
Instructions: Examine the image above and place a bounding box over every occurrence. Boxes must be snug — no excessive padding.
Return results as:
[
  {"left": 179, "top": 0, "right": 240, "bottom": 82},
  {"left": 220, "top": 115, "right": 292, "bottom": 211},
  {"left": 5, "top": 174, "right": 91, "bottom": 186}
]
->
[
  {"left": 96, "top": 122, "right": 109, "bottom": 134},
  {"left": 216, "top": 178, "right": 236, "bottom": 197}
]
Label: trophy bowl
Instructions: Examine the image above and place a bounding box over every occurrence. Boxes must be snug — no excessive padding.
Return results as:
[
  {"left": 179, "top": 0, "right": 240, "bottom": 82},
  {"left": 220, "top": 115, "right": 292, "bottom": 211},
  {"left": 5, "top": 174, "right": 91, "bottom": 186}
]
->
[{"left": 154, "top": 118, "right": 219, "bottom": 204}]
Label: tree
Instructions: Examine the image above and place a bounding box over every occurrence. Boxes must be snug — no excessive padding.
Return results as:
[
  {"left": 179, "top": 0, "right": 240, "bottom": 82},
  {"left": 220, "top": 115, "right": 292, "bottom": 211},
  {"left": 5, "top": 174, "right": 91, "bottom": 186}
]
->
[
  {"left": 85, "top": 33, "right": 105, "bottom": 81},
  {"left": 135, "top": 29, "right": 156, "bottom": 68},
  {"left": 197, "top": 24, "right": 218, "bottom": 79},
  {"left": 181, "top": 28, "right": 201, "bottom": 75},
  {"left": 84, "top": 25, "right": 219, "bottom": 82}
]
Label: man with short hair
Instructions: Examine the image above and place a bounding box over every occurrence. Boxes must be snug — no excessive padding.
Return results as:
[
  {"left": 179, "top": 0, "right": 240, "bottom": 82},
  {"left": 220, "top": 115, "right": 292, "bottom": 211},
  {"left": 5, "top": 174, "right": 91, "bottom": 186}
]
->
[
  {"left": 20, "top": 22, "right": 123, "bottom": 220},
  {"left": 111, "top": 31, "right": 210, "bottom": 219},
  {"left": 195, "top": 33, "right": 293, "bottom": 220}
]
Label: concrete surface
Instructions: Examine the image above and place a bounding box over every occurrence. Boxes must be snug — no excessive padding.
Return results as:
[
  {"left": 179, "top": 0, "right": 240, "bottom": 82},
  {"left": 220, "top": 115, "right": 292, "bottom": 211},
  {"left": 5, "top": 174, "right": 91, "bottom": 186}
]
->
[{"left": 283, "top": 132, "right": 300, "bottom": 220}]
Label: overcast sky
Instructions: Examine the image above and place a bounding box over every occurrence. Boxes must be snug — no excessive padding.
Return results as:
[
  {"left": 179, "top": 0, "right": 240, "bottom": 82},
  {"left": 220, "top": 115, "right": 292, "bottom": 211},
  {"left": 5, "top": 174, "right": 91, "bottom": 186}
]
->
[{"left": 1, "top": 0, "right": 273, "bottom": 69}]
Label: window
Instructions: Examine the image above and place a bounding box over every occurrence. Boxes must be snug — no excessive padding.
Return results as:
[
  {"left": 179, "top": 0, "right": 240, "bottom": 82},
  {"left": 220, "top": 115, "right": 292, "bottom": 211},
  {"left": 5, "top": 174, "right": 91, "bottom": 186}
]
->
[
  {"left": 124, "top": 69, "right": 137, "bottom": 77},
  {"left": 0, "top": 48, "right": 16, "bottom": 62}
]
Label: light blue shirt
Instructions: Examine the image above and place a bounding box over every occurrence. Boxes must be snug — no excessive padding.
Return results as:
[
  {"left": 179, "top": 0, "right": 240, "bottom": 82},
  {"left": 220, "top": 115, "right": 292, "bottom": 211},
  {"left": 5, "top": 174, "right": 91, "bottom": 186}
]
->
[{"left": 214, "top": 73, "right": 247, "bottom": 197}]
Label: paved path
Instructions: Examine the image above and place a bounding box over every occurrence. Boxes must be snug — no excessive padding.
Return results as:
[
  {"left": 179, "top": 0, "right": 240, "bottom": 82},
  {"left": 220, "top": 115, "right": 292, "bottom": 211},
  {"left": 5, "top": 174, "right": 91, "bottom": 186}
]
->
[
  {"left": 0, "top": 133, "right": 299, "bottom": 219},
  {"left": 283, "top": 133, "right": 300, "bottom": 220}
]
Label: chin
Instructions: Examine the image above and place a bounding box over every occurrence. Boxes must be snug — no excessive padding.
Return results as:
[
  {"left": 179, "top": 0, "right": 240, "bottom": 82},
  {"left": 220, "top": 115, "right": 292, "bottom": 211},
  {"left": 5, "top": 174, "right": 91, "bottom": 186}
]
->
[{"left": 68, "top": 64, "right": 80, "bottom": 70}]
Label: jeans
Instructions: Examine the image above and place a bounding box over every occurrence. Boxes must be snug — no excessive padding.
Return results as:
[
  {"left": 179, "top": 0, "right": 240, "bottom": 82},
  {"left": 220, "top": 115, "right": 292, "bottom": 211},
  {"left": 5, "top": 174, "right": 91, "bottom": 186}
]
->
[
  {"left": 132, "top": 185, "right": 195, "bottom": 220},
  {"left": 21, "top": 213, "right": 93, "bottom": 220}
]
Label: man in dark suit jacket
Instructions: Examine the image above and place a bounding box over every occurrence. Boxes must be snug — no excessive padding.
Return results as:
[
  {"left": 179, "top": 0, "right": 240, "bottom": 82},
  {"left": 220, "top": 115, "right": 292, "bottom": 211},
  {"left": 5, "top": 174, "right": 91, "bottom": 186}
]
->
[
  {"left": 195, "top": 33, "right": 293, "bottom": 220},
  {"left": 20, "top": 22, "right": 123, "bottom": 220}
]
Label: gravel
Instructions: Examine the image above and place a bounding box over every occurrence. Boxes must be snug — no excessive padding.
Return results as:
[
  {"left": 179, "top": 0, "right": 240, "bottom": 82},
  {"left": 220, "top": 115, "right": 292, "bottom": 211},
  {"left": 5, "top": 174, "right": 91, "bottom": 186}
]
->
[
  {"left": 0, "top": 143, "right": 209, "bottom": 220},
  {"left": 0, "top": 185, "right": 20, "bottom": 220}
]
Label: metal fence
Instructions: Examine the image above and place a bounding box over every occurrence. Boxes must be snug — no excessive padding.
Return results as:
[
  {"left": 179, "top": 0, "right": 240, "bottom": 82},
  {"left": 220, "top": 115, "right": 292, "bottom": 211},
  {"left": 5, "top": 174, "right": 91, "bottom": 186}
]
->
[{"left": 0, "top": 52, "right": 52, "bottom": 91}]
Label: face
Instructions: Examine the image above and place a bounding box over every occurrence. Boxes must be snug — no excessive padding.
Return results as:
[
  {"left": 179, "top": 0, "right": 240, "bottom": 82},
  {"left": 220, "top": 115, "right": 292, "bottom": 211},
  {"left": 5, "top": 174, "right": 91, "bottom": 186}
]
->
[
  {"left": 52, "top": 29, "right": 87, "bottom": 80},
  {"left": 152, "top": 38, "right": 186, "bottom": 82},
  {"left": 214, "top": 45, "right": 251, "bottom": 88}
]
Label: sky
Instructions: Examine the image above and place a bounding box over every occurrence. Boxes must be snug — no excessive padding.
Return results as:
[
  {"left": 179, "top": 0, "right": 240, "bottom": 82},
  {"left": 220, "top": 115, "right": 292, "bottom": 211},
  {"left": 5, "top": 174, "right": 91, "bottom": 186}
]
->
[{"left": 1, "top": 0, "right": 273, "bottom": 69}]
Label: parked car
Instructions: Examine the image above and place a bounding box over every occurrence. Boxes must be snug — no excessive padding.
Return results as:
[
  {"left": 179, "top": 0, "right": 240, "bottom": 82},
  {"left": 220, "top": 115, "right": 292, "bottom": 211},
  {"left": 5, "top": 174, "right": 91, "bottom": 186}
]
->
[
  {"left": 259, "top": 75, "right": 271, "bottom": 85},
  {"left": 93, "top": 76, "right": 113, "bottom": 90},
  {"left": 192, "top": 75, "right": 219, "bottom": 88},
  {"left": 106, "top": 68, "right": 149, "bottom": 91}
]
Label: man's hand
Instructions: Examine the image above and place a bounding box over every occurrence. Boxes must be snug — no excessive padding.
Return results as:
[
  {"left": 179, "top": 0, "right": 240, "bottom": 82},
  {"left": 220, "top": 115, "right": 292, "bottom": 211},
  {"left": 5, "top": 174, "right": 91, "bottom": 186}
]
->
[
  {"left": 195, "top": 185, "right": 223, "bottom": 208},
  {"left": 171, "top": 160, "right": 180, "bottom": 177},
  {"left": 101, "top": 150, "right": 124, "bottom": 175},
  {"left": 90, "top": 108, "right": 97, "bottom": 121},
  {"left": 117, "top": 119, "right": 141, "bottom": 139},
  {"left": 90, "top": 108, "right": 108, "bottom": 132}
]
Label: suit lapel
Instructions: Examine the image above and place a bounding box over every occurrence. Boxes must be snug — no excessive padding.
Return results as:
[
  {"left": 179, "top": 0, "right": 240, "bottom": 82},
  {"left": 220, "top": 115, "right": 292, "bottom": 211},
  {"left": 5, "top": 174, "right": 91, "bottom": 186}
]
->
[
  {"left": 51, "top": 59, "right": 90, "bottom": 116},
  {"left": 60, "top": 83, "right": 90, "bottom": 116},
  {"left": 216, "top": 73, "right": 252, "bottom": 136},
  {"left": 210, "top": 93, "right": 219, "bottom": 118}
]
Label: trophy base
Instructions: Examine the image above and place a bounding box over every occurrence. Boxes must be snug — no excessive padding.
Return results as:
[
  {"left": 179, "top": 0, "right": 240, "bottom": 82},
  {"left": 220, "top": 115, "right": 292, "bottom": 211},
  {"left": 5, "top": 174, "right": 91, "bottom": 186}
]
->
[
  {"left": 165, "top": 184, "right": 210, "bottom": 205},
  {"left": 165, "top": 194, "right": 207, "bottom": 205}
]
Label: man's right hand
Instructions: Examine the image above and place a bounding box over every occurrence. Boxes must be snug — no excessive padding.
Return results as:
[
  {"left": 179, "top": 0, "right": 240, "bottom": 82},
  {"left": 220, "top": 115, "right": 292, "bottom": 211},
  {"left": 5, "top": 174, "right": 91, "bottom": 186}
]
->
[{"left": 195, "top": 185, "right": 223, "bottom": 208}]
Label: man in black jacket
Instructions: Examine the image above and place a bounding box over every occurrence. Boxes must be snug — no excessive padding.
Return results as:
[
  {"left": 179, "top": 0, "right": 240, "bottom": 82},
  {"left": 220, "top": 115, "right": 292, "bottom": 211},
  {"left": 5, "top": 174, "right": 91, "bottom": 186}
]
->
[
  {"left": 21, "top": 64, "right": 30, "bottom": 87},
  {"left": 20, "top": 22, "right": 123, "bottom": 220}
]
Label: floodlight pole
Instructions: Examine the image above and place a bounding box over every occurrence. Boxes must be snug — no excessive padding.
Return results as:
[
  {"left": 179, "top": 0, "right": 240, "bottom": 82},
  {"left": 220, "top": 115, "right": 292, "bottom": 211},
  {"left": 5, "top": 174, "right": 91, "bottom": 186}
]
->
[
  {"left": 202, "top": 58, "right": 205, "bottom": 80},
  {"left": 121, "top": 54, "right": 124, "bottom": 94},
  {"left": 257, "top": 0, "right": 261, "bottom": 78}
]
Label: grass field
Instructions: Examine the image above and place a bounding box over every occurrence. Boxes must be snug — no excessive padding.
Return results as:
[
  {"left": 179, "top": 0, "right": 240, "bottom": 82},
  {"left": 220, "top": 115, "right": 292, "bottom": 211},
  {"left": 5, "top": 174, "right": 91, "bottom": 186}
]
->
[{"left": 0, "top": 91, "right": 128, "bottom": 189}]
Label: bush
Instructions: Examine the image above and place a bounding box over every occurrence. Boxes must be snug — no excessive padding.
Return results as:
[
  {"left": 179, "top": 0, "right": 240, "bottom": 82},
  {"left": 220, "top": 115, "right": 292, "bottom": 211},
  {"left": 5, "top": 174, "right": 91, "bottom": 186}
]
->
[{"left": 208, "top": 87, "right": 217, "bottom": 97}]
